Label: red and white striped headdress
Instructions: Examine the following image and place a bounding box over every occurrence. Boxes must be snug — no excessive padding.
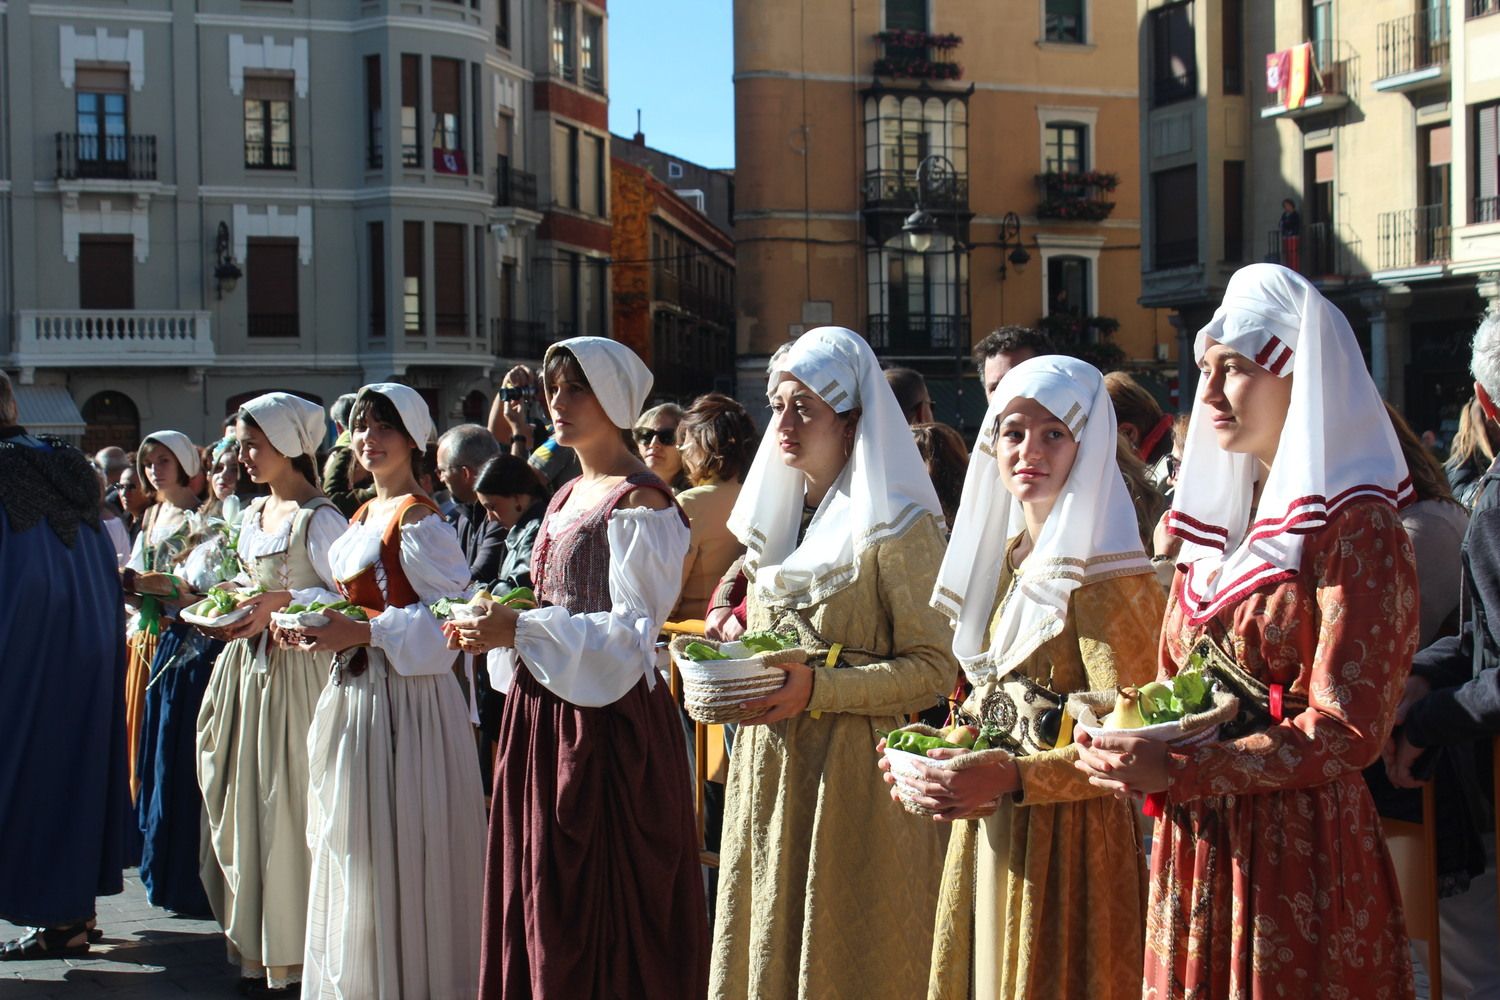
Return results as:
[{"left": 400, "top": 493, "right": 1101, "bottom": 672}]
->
[{"left": 1165, "top": 264, "right": 1413, "bottom": 623}]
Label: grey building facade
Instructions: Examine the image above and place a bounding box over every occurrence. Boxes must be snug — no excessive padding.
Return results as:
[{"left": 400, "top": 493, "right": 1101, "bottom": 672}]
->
[{"left": 0, "top": 0, "right": 611, "bottom": 449}]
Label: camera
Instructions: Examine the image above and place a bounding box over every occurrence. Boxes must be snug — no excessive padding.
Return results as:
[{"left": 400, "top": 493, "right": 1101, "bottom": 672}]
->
[{"left": 499, "top": 385, "right": 534, "bottom": 402}]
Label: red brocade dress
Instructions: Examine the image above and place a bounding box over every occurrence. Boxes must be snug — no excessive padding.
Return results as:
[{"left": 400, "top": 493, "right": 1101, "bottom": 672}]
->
[
  {"left": 480, "top": 473, "right": 709, "bottom": 1000},
  {"left": 1146, "top": 501, "right": 1419, "bottom": 1000}
]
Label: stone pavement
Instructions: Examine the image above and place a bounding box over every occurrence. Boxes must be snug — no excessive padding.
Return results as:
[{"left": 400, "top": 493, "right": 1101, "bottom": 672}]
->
[{"left": 0, "top": 870, "right": 236, "bottom": 998}]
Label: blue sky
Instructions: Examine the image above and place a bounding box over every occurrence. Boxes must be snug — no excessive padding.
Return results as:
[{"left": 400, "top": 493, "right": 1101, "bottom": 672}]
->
[{"left": 608, "top": 1, "right": 735, "bottom": 169}]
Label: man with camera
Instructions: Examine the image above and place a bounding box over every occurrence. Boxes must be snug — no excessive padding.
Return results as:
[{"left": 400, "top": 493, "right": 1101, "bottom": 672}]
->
[{"left": 489, "top": 364, "right": 579, "bottom": 492}]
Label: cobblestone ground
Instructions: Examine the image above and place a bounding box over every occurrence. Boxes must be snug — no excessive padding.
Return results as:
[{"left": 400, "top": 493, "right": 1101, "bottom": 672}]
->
[{"left": 0, "top": 870, "right": 236, "bottom": 998}]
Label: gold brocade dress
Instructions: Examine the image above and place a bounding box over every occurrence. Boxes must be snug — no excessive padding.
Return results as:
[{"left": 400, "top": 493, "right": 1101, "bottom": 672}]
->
[
  {"left": 710, "top": 513, "right": 958, "bottom": 1000},
  {"left": 928, "top": 540, "right": 1165, "bottom": 1000}
]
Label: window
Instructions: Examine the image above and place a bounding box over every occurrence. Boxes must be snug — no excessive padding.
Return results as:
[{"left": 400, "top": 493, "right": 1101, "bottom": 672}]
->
[
  {"left": 583, "top": 257, "right": 606, "bottom": 337},
  {"left": 401, "top": 54, "right": 421, "bottom": 167},
  {"left": 582, "top": 13, "right": 603, "bottom": 92},
  {"left": 1223, "top": 160, "right": 1244, "bottom": 262},
  {"left": 403, "top": 220, "right": 424, "bottom": 334},
  {"left": 246, "top": 239, "right": 299, "bottom": 337},
  {"left": 1420, "top": 123, "right": 1452, "bottom": 213},
  {"left": 579, "top": 133, "right": 605, "bottom": 216},
  {"left": 865, "top": 233, "right": 968, "bottom": 352},
  {"left": 884, "top": 0, "right": 927, "bottom": 30},
  {"left": 553, "top": 123, "right": 578, "bottom": 209},
  {"left": 1308, "top": 0, "right": 1332, "bottom": 66},
  {"left": 1476, "top": 102, "right": 1499, "bottom": 223},
  {"left": 667, "top": 161, "right": 684, "bottom": 180},
  {"left": 244, "top": 78, "right": 294, "bottom": 169},
  {"left": 1150, "top": 2, "right": 1197, "bottom": 107},
  {"left": 433, "top": 223, "right": 467, "bottom": 337},
  {"left": 553, "top": 2, "right": 576, "bottom": 82},
  {"left": 75, "top": 75, "right": 128, "bottom": 174},
  {"left": 78, "top": 236, "right": 133, "bottom": 310},
  {"left": 1152, "top": 165, "right": 1198, "bottom": 267},
  {"left": 1045, "top": 0, "right": 1085, "bottom": 43},
  {"left": 369, "top": 222, "right": 386, "bottom": 337},
  {"left": 1222, "top": 0, "right": 1243, "bottom": 94},
  {"left": 431, "top": 57, "right": 464, "bottom": 173},
  {"left": 554, "top": 251, "right": 580, "bottom": 337},
  {"left": 365, "top": 55, "right": 383, "bottom": 169},
  {"left": 496, "top": 0, "right": 511, "bottom": 47},
  {"left": 862, "top": 94, "right": 969, "bottom": 202},
  {"left": 1043, "top": 122, "right": 1087, "bottom": 172},
  {"left": 1046, "top": 256, "right": 1090, "bottom": 317}
]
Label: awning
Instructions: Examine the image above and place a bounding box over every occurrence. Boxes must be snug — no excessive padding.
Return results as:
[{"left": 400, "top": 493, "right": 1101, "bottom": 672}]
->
[{"left": 15, "top": 384, "right": 86, "bottom": 439}]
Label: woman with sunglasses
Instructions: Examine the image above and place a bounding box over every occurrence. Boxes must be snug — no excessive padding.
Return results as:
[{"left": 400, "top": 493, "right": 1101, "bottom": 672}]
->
[
  {"left": 1075, "top": 264, "right": 1420, "bottom": 998},
  {"left": 633, "top": 403, "right": 690, "bottom": 493}
]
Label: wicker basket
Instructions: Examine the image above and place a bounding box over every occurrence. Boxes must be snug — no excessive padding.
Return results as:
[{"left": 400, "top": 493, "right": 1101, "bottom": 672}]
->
[
  {"left": 883, "top": 723, "right": 1013, "bottom": 818},
  {"left": 668, "top": 635, "right": 803, "bottom": 724},
  {"left": 1067, "top": 687, "right": 1239, "bottom": 748}
]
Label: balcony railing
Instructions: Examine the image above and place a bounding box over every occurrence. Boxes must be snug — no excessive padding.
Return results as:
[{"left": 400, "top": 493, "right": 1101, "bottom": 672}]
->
[
  {"left": 1472, "top": 0, "right": 1499, "bottom": 18},
  {"left": 874, "top": 30, "right": 963, "bottom": 81},
  {"left": 246, "top": 142, "right": 294, "bottom": 170},
  {"left": 1378, "top": 204, "right": 1450, "bottom": 270},
  {"left": 867, "top": 313, "right": 969, "bottom": 356},
  {"left": 1375, "top": 6, "right": 1449, "bottom": 87},
  {"left": 1264, "top": 221, "right": 1363, "bottom": 278},
  {"left": 55, "top": 133, "right": 157, "bottom": 181},
  {"left": 495, "top": 155, "right": 539, "bottom": 210},
  {"left": 247, "top": 313, "right": 299, "bottom": 337},
  {"left": 862, "top": 168, "right": 969, "bottom": 212},
  {"left": 1263, "top": 40, "right": 1359, "bottom": 117},
  {"left": 1035, "top": 171, "right": 1118, "bottom": 222},
  {"left": 490, "top": 317, "right": 551, "bottom": 358},
  {"left": 14, "top": 310, "right": 214, "bottom": 366},
  {"left": 1476, "top": 195, "right": 1500, "bottom": 224},
  {"left": 652, "top": 271, "right": 734, "bottom": 326}
]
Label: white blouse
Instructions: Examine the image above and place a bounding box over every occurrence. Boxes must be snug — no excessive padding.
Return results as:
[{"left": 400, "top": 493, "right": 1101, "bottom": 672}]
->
[
  {"left": 486, "top": 505, "right": 689, "bottom": 708},
  {"left": 125, "top": 502, "right": 191, "bottom": 573},
  {"left": 290, "top": 509, "right": 471, "bottom": 678},
  {"left": 235, "top": 501, "right": 346, "bottom": 590}
]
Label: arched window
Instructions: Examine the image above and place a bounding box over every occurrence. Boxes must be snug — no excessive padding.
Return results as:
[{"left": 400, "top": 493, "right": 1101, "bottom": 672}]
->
[
  {"left": 862, "top": 93, "right": 968, "bottom": 206},
  {"left": 81, "top": 390, "right": 140, "bottom": 455}
]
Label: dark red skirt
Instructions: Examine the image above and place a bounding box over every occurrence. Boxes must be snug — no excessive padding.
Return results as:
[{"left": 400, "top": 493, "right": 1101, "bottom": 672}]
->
[{"left": 479, "top": 665, "right": 709, "bottom": 1000}]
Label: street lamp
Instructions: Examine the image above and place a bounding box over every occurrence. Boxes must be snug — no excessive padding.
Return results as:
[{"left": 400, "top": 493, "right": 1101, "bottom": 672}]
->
[
  {"left": 213, "top": 221, "right": 242, "bottom": 300},
  {"left": 901, "top": 154, "right": 969, "bottom": 428},
  {"left": 996, "top": 211, "right": 1032, "bottom": 279}
]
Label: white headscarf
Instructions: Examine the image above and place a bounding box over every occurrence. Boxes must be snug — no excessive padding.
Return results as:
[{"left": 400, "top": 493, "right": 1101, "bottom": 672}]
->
[
  {"left": 238, "top": 392, "right": 326, "bottom": 458},
  {"left": 356, "top": 383, "right": 434, "bottom": 448},
  {"left": 1165, "top": 263, "right": 1412, "bottom": 624},
  {"left": 545, "top": 336, "right": 653, "bottom": 429},
  {"left": 139, "top": 430, "right": 201, "bottom": 478},
  {"left": 727, "top": 326, "right": 943, "bottom": 609},
  {"left": 931, "top": 355, "right": 1151, "bottom": 685}
]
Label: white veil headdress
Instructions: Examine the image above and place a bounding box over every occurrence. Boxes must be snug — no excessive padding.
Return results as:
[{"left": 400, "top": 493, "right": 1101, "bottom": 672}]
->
[
  {"left": 931, "top": 354, "right": 1152, "bottom": 685},
  {"left": 1164, "top": 263, "right": 1412, "bottom": 623},
  {"left": 726, "top": 326, "right": 943, "bottom": 609}
]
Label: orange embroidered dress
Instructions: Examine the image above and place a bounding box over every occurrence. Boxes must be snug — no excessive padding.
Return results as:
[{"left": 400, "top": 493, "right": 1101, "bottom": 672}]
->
[{"left": 1147, "top": 500, "right": 1419, "bottom": 1000}]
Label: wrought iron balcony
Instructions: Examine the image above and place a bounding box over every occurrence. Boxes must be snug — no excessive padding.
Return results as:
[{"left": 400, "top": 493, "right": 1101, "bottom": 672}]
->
[
  {"left": 873, "top": 30, "right": 963, "bottom": 81},
  {"left": 1262, "top": 40, "right": 1359, "bottom": 119},
  {"left": 490, "top": 317, "right": 551, "bottom": 358},
  {"left": 1475, "top": 195, "right": 1500, "bottom": 225},
  {"left": 866, "top": 313, "right": 969, "bottom": 357},
  {"left": 1264, "top": 221, "right": 1364, "bottom": 278},
  {"left": 55, "top": 133, "right": 157, "bottom": 181},
  {"left": 1035, "top": 171, "right": 1118, "bottom": 222},
  {"left": 862, "top": 168, "right": 969, "bottom": 212},
  {"left": 495, "top": 155, "right": 539, "bottom": 210},
  {"left": 1378, "top": 205, "right": 1450, "bottom": 270},
  {"left": 1374, "top": 6, "right": 1450, "bottom": 92},
  {"left": 1471, "top": 0, "right": 1499, "bottom": 18}
]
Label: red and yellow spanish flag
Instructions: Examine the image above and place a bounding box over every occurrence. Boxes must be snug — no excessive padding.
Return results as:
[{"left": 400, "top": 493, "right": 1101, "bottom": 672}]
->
[{"left": 1286, "top": 42, "right": 1314, "bottom": 109}]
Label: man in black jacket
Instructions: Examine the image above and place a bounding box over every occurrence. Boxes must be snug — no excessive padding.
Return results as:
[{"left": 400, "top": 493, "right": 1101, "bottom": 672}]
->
[
  {"left": 437, "top": 423, "right": 504, "bottom": 583},
  {"left": 1386, "top": 312, "right": 1500, "bottom": 997}
]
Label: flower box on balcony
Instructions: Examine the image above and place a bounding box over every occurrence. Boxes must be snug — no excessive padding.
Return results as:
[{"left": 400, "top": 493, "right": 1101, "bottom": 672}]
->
[
  {"left": 1035, "top": 171, "right": 1119, "bottom": 221},
  {"left": 874, "top": 30, "right": 964, "bottom": 80},
  {"left": 875, "top": 30, "right": 962, "bottom": 51},
  {"left": 875, "top": 57, "right": 963, "bottom": 80}
]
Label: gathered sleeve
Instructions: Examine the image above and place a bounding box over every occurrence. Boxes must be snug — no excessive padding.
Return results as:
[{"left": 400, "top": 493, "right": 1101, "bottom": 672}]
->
[
  {"left": 1012, "top": 572, "right": 1165, "bottom": 807},
  {"left": 1166, "top": 503, "right": 1419, "bottom": 801},
  {"left": 366, "top": 514, "right": 473, "bottom": 677},
  {"left": 304, "top": 504, "right": 348, "bottom": 590},
  {"left": 493, "top": 506, "right": 688, "bottom": 708},
  {"left": 804, "top": 514, "right": 958, "bottom": 717}
]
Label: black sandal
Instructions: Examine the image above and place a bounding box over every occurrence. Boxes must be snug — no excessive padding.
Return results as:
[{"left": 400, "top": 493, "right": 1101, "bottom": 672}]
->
[{"left": 0, "top": 923, "right": 92, "bottom": 961}]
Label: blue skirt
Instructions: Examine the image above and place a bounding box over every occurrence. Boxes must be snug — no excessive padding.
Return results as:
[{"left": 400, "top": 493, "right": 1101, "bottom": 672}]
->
[{"left": 137, "top": 621, "right": 221, "bottom": 917}]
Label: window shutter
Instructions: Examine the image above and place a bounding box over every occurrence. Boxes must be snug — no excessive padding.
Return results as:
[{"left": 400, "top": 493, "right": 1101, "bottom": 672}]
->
[
  {"left": 75, "top": 67, "right": 129, "bottom": 92},
  {"left": 78, "top": 237, "right": 134, "bottom": 310},
  {"left": 244, "top": 76, "right": 294, "bottom": 101},
  {"left": 433, "top": 222, "right": 466, "bottom": 336},
  {"left": 247, "top": 239, "right": 299, "bottom": 337},
  {"left": 1478, "top": 104, "right": 1498, "bottom": 202}
]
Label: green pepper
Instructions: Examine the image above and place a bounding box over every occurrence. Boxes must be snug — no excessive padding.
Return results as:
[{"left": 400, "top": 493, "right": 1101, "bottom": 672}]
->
[
  {"left": 285, "top": 604, "right": 307, "bottom": 614},
  {"left": 887, "top": 730, "right": 960, "bottom": 755},
  {"left": 683, "top": 641, "right": 729, "bottom": 662},
  {"left": 496, "top": 586, "right": 537, "bottom": 608}
]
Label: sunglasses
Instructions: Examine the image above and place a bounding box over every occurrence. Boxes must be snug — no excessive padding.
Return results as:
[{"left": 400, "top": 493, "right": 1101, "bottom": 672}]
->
[{"left": 634, "top": 427, "right": 677, "bottom": 447}]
